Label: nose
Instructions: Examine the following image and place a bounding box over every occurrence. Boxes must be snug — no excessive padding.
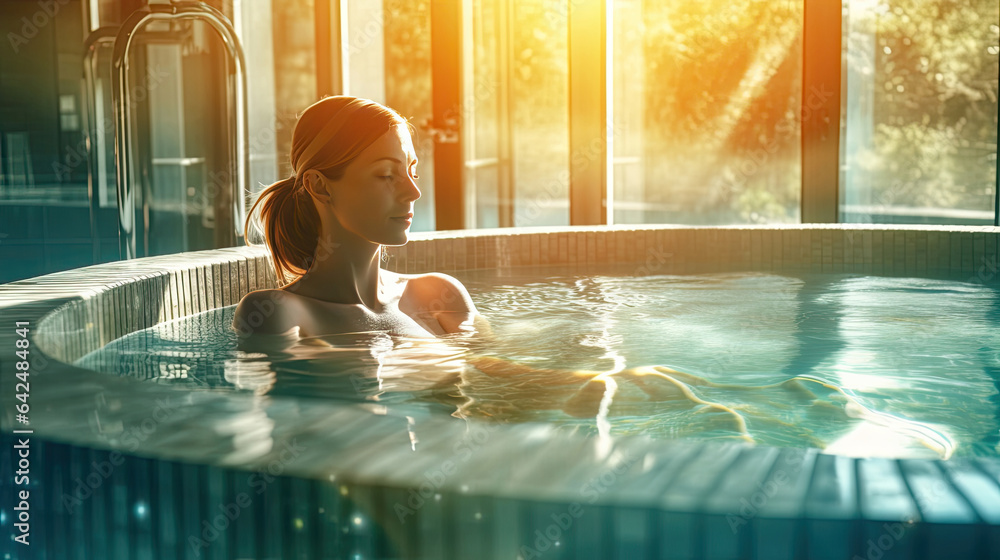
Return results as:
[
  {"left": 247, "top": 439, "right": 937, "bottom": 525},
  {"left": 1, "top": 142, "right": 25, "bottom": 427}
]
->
[{"left": 402, "top": 173, "right": 421, "bottom": 202}]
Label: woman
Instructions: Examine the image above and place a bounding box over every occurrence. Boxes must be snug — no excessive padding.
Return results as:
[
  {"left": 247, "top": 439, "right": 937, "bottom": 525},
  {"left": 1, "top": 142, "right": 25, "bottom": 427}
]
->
[{"left": 233, "top": 96, "right": 484, "bottom": 339}]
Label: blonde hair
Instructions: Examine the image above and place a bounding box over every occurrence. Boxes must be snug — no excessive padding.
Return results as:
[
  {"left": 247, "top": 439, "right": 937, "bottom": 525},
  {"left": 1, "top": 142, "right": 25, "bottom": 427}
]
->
[{"left": 245, "top": 96, "right": 408, "bottom": 286}]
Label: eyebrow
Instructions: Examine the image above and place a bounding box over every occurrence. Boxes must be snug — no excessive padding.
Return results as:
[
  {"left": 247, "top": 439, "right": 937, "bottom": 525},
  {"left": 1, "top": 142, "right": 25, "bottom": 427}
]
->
[{"left": 367, "top": 156, "right": 418, "bottom": 166}]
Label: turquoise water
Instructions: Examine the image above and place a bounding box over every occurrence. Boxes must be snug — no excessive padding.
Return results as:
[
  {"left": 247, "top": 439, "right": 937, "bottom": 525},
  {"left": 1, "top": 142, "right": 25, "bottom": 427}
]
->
[{"left": 76, "top": 267, "right": 1000, "bottom": 459}]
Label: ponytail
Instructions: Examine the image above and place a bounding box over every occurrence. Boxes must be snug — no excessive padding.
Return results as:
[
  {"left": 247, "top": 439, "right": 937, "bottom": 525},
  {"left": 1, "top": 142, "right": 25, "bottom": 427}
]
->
[{"left": 245, "top": 175, "right": 320, "bottom": 287}]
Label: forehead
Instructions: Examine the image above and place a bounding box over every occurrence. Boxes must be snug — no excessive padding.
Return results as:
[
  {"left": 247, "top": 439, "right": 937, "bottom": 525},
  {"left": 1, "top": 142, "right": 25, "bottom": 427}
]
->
[{"left": 361, "top": 124, "right": 416, "bottom": 162}]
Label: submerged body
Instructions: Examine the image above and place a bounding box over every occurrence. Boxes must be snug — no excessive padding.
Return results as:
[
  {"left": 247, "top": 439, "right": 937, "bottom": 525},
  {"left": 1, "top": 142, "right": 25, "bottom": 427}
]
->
[
  {"left": 459, "top": 357, "right": 955, "bottom": 459},
  {"left": 231, "top": 312, "right": 955, "bottom": 461}
]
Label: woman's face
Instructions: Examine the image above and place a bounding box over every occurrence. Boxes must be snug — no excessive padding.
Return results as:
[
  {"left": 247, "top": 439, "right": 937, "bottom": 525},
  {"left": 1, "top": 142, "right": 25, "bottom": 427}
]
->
[{"left": 324, "top": 124, "right": 421, "bottom": 246}]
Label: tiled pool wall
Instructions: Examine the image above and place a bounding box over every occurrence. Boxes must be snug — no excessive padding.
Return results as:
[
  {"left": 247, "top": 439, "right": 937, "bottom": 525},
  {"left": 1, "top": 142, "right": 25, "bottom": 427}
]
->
[
  {"left": 1, "top": 225, "right": 1000, "bottom": 560},
  {"left": 385, "top": 225, "right": 1000, "bottom": 281}
]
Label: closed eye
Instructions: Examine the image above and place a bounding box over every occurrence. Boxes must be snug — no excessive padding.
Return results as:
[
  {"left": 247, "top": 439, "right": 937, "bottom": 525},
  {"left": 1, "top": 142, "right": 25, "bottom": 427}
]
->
[{"left": 380, "top": 160, "right": 418, "bottom": 181}]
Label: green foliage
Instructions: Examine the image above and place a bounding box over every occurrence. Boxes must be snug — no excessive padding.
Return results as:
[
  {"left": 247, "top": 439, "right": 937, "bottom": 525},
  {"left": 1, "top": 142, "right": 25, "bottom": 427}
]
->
[{"left": 855, "top": 0, "right": 998, "bottom": 215}]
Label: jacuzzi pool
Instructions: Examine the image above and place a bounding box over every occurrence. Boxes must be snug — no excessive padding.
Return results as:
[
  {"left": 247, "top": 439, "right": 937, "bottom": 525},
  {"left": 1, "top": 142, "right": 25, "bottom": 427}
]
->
[
  {"left": 76, "top": 268, "right": 997, "bottom": 460},
  {"left": 2, "top": 225, "right": 1000, "bottom": 560}
]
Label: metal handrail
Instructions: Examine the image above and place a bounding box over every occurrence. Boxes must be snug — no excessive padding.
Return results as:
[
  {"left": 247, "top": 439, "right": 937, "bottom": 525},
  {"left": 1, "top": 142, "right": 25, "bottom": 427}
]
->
[{"left": 111, "top": 1, "right": 249, "bottom": 259}]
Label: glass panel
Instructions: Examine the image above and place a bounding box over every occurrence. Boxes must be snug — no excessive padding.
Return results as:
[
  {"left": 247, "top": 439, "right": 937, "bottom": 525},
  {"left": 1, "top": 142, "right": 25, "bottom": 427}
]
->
[
  {"left": 465, "top": 0, "right": 569, "bottom": 229},
  {"left": 1, "top": 0, "right": 87, "bottom": 203},
  {"left": 614, "top": 0, "right": 803, "bottom": 225},
  {"left": 141, "top": 20, "right": 241, "bottom": 256},
  {"left": 841, "top": 0, "right": 999, "bottom": 224},
  {"left": 511, "top": 0, "right": 569, "bottom": 227},
  {"left": 467, "top": 0, "right": 501, "bottom": 229}
]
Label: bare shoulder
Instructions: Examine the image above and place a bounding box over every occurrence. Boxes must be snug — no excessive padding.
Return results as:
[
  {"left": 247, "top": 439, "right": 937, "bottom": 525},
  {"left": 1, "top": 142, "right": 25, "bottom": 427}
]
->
[
  {"left": 404, "top": 272, "right": 477, "bottom": 313},
  {"left": 232, "top": 289, "right": 301, "bottom": 337}
]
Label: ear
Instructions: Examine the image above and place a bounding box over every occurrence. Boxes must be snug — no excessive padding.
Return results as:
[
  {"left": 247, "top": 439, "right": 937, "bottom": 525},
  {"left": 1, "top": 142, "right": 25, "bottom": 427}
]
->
[{"left": 301, "top": 170, "right": 333, "bottom": 205}]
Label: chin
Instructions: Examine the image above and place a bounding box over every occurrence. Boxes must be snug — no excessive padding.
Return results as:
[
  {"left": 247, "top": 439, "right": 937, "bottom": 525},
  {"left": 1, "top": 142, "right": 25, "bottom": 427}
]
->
[{"left": 379, "top": 233, "right": 410, "bottom": 247}]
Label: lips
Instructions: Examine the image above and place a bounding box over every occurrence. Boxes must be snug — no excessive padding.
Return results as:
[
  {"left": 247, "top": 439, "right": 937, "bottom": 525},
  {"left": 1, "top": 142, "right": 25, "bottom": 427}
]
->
[{"left": 393, "top": 213, "right": 413, "bottom": 219}]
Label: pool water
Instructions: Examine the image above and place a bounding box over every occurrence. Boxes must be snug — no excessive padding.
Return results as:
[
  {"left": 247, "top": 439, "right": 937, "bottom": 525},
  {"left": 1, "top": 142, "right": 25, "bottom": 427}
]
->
[{"left": 76, "top": 267, "right": 1000, "bottom": 459}]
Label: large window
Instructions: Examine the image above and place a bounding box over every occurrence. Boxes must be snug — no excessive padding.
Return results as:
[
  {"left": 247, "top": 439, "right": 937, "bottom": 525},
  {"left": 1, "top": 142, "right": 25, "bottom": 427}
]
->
[{"left": 1, "top": 0, "right": 998, "bottom": 284}]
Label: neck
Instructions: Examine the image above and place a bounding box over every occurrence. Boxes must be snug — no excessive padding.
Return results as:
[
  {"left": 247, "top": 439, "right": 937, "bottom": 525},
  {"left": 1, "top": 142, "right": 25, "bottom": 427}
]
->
[{"left": 285, "top": 230, "right": 386, "bottom": 311}]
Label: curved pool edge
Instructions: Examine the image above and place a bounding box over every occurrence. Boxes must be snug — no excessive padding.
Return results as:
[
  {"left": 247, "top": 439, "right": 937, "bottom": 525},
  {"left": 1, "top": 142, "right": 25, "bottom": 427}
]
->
[{"left": 2, "top": 224, "right": 1000, "bottom": 559}]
